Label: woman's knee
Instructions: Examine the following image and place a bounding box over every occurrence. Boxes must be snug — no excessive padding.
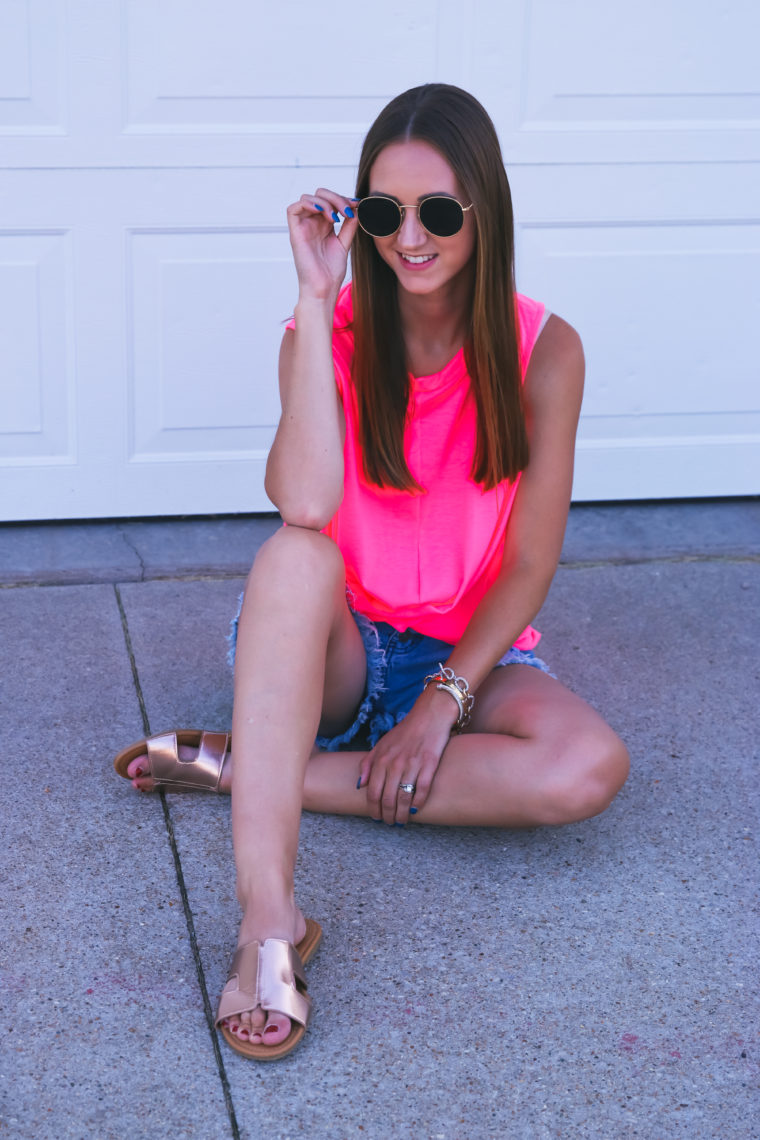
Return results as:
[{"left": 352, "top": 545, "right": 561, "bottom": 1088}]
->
[
  {"left": 248, "top": 525, "right": 345, "bottom": 595},
  {"left": 540, "top": 729, "right": 630, "bottom": 825}
]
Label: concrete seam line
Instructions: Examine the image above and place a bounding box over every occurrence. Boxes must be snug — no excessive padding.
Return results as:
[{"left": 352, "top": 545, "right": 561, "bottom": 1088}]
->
[{"left": 113, "top": 583, "right": 242, "bottom": 1140}]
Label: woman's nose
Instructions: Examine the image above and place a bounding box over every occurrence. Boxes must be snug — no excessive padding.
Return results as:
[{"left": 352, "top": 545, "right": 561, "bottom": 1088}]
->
[{"left": 397, "top": 207, "right": 427, "bottom": 248}]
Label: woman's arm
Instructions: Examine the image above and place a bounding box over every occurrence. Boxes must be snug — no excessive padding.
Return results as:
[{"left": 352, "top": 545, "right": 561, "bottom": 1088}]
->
[
  {"left": 265, "top": 306, "right": 346, "bottom": 529},
  {"left": 359, "top": 314, "right": 585, "bottom": 814},
  {"left": 264, "top": 190, "right": 358, "bottom": 529}
]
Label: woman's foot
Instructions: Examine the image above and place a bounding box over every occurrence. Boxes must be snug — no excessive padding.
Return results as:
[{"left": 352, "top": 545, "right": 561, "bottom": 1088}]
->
[
  {"left": 125, "top": 742, "right": 232, "bottom": 794},
  {"left": 219, "top": 905, "right": 308, "bottom": 1049}
]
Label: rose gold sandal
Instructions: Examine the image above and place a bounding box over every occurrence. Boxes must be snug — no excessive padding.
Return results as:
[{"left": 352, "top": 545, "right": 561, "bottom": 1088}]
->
[
  {"left": 215, "top": 918, "right": 323, "bottom": 1061},
  {"left": 113, "top": 730, "right": 230, "bottom": 792}
]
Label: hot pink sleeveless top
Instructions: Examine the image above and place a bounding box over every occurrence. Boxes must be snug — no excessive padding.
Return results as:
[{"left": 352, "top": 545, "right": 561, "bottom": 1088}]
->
[{"left": 286, "top": 282, "right": 546, "bottom": 647}]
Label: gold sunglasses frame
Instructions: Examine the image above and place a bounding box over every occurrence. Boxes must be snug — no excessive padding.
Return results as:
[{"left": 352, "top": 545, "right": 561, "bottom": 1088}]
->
[{"left": 356, "top": 194, "right": 474, "bottom": 238}]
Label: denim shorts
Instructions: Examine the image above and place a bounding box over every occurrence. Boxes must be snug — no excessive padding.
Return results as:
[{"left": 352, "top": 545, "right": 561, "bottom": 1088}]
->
[{"left": 228, "top": 595, "right": 553, "bottom": 753}]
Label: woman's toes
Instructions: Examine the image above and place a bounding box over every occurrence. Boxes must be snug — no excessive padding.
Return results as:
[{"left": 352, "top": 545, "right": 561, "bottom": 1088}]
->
[
  {"left": 262, "top": 1013, "right": 291, "bottom": 1046},
  {"left": 127, "top": 755, "right": 157, "bottom": 791},
  {"left": 222, "top": 1008, "right": 291, "bottom": 1046},
  {"left": 126, "top": 755, "right": 147, "bottom": 779}
]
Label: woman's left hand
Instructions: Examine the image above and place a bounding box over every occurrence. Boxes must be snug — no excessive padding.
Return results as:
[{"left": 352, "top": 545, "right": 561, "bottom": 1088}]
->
[{"left": 357, "top": 688, "right": 458, "bottom": 824}]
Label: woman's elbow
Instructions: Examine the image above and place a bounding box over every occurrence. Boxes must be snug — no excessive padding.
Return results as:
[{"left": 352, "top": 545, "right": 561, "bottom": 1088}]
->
[{"left": 265, "top": 480, "right": 343, "bottom": 531}]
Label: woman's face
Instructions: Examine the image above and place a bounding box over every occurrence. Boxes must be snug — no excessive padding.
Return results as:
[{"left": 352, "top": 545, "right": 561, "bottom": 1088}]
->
[{"left": 366, "top": 140, "right": 476, "bottom": 298}]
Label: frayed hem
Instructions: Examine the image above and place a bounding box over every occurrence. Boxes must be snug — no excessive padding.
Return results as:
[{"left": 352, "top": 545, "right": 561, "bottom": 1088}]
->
[
  {"left": 496, "top": 646, "right": 556, "bottom": 679},
  {"left": 226, "top": 591, "right": 244, "bottom": 669}
]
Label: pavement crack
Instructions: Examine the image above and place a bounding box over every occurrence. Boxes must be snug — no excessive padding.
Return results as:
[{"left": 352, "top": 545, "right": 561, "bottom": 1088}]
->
[
  {"left": 113, "top": 584, "right": 241, "bottom": 1139},
  {"left": 117, "top": 524, "right": 147, "bottom": 581},
  {"left": 114, "top": 583, "right": 151, "bottom": 738}
]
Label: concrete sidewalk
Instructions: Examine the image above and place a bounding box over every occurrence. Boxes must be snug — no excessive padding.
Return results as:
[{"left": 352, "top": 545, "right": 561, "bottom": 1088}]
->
[{"left": 1, "top": 501, "right": 758, "bottom": 1139}]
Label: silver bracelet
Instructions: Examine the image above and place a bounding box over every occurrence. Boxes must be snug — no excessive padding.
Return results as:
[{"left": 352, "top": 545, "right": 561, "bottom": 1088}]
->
[{"left": 423, "top": 662, "right": 475, "bottom": 732}]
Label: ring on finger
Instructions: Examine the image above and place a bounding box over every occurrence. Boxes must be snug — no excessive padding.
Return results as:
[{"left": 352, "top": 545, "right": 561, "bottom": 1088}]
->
[{"left": 398, "top": 782, "right": 416, "bottom": 795}]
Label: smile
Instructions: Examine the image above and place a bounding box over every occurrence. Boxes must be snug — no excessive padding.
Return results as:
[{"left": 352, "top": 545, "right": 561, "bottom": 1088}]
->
[{"left": 399, "top": 253, "right": 437, "bottom": 265}]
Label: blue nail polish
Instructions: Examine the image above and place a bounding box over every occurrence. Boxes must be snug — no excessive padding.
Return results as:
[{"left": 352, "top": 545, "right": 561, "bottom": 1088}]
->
[
  {"left": 331, "top": 211, "right": 340, "bottom": 222},
  {"left": 394, "top": 822, "right": 406, "bottom": 828},
  {"left": 409, "top": 807, "right": 418, "bottom": 815},
  {"left": 313, "top": 203, "right": 324, "bottom": 211},
  {"left": 345, "top": 206, "right": 355, "bottom": 218},
  {"left": 356, "top": 778, "right": 362, "bottom": 790}
]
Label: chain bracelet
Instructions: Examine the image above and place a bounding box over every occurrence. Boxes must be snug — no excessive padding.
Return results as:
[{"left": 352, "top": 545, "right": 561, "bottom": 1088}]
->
[{"left": 423, "top": 662, "right": 475, "bottom": 732}]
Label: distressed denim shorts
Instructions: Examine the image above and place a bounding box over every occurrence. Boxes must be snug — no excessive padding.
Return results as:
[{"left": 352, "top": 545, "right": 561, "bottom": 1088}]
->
[{"left": 228, "top": 595, "right": 554, "bottom": 754}]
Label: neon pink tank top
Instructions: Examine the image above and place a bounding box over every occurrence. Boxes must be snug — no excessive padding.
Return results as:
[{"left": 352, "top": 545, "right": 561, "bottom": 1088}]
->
[{"left": 287, "top": 282, "right": 546, "bottom": 647}]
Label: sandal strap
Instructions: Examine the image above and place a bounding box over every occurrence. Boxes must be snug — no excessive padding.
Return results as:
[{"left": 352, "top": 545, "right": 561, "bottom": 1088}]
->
[
  {"left": 215, "top": 939, "right": 312, "bottom": 1029},
  {"left": 147, "top": 731, "right": 228, "bottom": 791}
]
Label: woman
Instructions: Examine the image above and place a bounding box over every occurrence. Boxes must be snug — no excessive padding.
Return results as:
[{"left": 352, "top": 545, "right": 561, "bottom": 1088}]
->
[{"left": 115, "top": 84, "right": 629, "bottom": 1060}]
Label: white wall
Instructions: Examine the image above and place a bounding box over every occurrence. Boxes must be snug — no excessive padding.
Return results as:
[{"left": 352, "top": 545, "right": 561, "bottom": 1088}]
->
[{"left": 1, "top": 0, "right": 758, "bottom": 520}]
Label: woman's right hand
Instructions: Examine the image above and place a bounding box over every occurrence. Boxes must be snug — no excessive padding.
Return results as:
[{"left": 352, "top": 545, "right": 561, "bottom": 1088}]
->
[{"left": 286, "top": 190, "right": 360, "bottom": 304}]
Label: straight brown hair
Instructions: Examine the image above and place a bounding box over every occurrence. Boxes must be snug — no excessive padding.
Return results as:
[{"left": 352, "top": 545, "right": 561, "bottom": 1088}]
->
[{"left": 351, "top": 83, "right": 528, "bottom": 492}]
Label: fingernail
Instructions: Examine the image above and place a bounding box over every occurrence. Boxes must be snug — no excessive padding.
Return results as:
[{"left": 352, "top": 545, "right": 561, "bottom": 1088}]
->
[
  {"left": 313, "top": 203, "right": 324, "bottom": 211},
  {"left": 394, "top": 822, "right": 406, "bottom": 828},
  {"left": 356, "top": 777, "right": 362, "bottom": 790},
  {"left": 409, "top": 807, "right": 418, "bottom": 815},
  {"left": 345, "top": 206, "right": 355, "bottom": 218},
  {"left": 351, "top": 197, "right": 360, "bottom": 202},
  {"left": 331, "top": 211, "right": 340, "bottom": 222}
]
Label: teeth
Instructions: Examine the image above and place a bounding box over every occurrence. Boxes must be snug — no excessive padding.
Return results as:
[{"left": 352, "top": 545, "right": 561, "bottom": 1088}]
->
[{"left": 401, "top": 254, "right": 435, "bottom": 264}]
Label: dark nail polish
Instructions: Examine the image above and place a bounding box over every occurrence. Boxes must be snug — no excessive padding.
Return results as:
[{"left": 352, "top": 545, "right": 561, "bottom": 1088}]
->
[
  {"left": 313, "top": 203, "right": 324, "bottom": 211},
  {"left": 409, "top": 807, "right": 418, "bottom": 815},
  {"left": 331, "top": 211, "right": 340, "bottom": 222},
  {"left": 345, "top": 206, "right": 355, "bottom": 218},
  {"left": 394, "top": 822, "right": 406, "bottom": 828},
  {"left": 356, "top": 778, "right": 362, "bottom": 789}
]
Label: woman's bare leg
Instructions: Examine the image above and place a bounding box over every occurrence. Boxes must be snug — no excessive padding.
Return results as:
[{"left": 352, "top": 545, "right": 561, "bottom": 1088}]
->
[{"left": 223, "top": 526, "right": 366, "bottom": 1046}]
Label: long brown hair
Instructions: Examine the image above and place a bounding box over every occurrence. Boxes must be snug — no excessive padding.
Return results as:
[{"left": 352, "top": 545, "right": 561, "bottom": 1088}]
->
[{"left": 351, "top": 83, "right": 528, "bottom": 492}]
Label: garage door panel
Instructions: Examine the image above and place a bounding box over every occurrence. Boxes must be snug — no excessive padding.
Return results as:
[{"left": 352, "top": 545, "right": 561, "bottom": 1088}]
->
[
  {"left": 519, "top": 220, "right": 760, "bottom": 413},
  {"left": 128, "top": 228, "right": 293, "bottom": 459},
  {"left": 0, "top": 230, "right": 74, "bottom": 462},
  {"left": 124, "top": 0, "right": 457, "bottom": 131},
  {"left": 522, "top": 1, "right": 760, "bottom": 128},
  {"left": 491, "top": 0, "right": 760, "bottom": 163},
  {"left": 0, "top": 0, "right": 64, "bottom": 134},
  {"left": 517, "top": 217, "right": 760, "bottom": 498}
]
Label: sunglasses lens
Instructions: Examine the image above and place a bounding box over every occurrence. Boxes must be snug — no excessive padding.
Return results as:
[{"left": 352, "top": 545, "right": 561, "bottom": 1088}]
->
[
  {"left": 419, "top": 197, "right": 464, "bottom": 236},
  {"left": 357, "top": 197, "right": 402, "bottom": 237}
]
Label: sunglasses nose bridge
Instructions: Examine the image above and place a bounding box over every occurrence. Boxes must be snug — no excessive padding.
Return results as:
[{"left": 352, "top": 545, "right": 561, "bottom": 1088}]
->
[{"left": 396, "top": 203, "right": 428, "bottom": 245}]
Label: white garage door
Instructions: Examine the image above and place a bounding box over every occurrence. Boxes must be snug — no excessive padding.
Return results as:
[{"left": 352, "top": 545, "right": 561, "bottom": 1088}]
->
[{"left": 1, "top": 1, "right": 758, "bottom": 521}]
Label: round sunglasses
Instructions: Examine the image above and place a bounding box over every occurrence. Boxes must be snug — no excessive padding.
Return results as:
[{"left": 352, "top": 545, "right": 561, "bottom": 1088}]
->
[{"left": 356, "top": 194, "right": 474, "bottom": 238}]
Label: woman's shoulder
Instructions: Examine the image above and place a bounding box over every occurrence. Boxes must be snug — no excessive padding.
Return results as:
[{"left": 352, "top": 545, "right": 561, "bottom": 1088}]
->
[
  {"left": 523, "top": 311, "right": 585, "bottom": 424},
  {"left": 533, "top": 312, "right": 583, "bottom": 363},
  {"left": 516, "top": 292, "right": 582, "bottom": 366}
]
